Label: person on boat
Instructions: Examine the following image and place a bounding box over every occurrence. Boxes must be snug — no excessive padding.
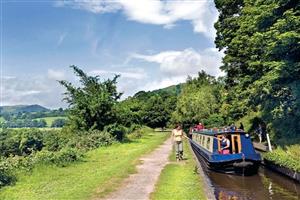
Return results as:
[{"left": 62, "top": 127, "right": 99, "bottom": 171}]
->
[
  {"left": 217, "top": 134, "right": 230, "bottom": 154},
  {"left": 195, "top": 122, "right": 204, "bottom": 131},
  {"left": 230, "top": 124, "right": 236, "bottom": 131},
  {"left": 172, "top": 124, "right": 185, "bottom": 161}
]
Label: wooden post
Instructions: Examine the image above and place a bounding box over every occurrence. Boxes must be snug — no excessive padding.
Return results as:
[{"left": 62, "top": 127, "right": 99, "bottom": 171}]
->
[{"left": 266, "top": 133, "right": 272, "bottom": 152}]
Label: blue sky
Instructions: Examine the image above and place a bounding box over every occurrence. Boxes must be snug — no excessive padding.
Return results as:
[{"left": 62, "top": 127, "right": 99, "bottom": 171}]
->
[{"left": 1, "top": 0, "right": 223, "bottom": 108}]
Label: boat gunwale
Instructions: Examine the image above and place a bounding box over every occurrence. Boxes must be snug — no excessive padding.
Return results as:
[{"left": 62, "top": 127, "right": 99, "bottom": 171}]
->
[{"left": 192, "top": 129, "right": 246, "bottom": 136}]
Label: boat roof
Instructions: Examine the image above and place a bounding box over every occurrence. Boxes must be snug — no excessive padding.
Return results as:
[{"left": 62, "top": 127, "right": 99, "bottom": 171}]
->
[{"left": 193, "top": 129, "right": 246, "bottom": 136}]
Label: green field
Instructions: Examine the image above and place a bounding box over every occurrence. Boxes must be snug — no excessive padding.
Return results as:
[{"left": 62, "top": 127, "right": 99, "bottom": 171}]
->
[
  {"left": 151, "top": 140, "right": 206, "bottom": 200},
  {"left": 36, "top": 116, "right": 67, "bottom": 127},
  {"left": 0, "top": 131, "right": 169, "bottom": 200}
]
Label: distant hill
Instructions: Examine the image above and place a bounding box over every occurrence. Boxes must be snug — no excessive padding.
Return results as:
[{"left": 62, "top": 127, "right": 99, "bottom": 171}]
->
[
  {"left": 134, "top": 83, "right": 184, "bottom": 98},
  {"left": 0, "top": 104, "right": 50, "bottom": 114},
  {"left": 151, "top": 83, "right": 184, "bottom": 96}
]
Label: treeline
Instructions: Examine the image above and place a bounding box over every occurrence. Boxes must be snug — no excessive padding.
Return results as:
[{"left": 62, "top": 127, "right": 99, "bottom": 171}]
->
[
  {"left": 1, "top": 108, "right": 65, "bottom": 121},
  {"left": 1, "top": 119, "right": 47, "bottom": 128},
  {"left": 0, "top": 109, "right": 66, "bottom": 128}
]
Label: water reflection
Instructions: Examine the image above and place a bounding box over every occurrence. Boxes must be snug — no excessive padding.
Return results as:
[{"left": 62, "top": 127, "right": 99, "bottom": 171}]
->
[{"left": 203, "top": 165, "right": 300, "bottom": 200}]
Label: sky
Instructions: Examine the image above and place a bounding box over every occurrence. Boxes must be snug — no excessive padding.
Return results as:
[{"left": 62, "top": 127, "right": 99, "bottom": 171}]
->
[{"left": 1, "top": 0, "right": 223, "bottom": 109}]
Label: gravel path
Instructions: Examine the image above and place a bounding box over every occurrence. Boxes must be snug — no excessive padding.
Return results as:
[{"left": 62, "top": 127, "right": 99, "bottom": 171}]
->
[{"left": 100, "top": 137, "right": 172, "bottom": 200}]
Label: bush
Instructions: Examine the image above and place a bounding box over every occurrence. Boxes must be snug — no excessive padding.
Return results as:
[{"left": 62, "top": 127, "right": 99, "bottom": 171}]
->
[
  {"left": 66, "top": 129, "right": 115, "bottom": 151},
  {"left": 103, "top": 123, "right": 128, "bottom": 141},
  {"left": 0, "top": 158, "right": 16, "bottom": 188},
  {"left": 19, "top": 129, "right": 44, "bottom": 155},
  {"left": 51, "top": 118, "right": 66, "bottom": 128},
  {"left": 43, "top": 129, "right": 69, "bottom": 152}
]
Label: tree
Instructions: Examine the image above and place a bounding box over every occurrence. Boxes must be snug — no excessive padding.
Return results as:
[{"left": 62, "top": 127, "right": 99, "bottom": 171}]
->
[
  {"left": 214, "top": 0, "right": 300, "bottom": 142},
  {"left": 59, "top": 66, "right": 122, "bottom": 131},
  {"left": 143, "top": 94, "right": 176, "bottom": 129},
  {"left": 172, "top": 71, "right": 223, "bottom": 127}
]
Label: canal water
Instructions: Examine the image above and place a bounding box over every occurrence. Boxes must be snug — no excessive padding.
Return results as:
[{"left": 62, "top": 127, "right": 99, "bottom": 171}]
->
[{"left": 202, "top": 165, "right": 300, "bottom": 200}]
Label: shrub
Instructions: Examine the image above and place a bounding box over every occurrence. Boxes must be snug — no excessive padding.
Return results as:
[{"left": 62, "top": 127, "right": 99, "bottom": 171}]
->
[
  {"left": 67, "top": 130, "right": 115, "bottom": 151},
  {"left": 103, "top": 123, "right": 128, "bottom": 141},
  {"left": 35, "top": 147, "right": 83, "bottom": 167},
  {"left": 42, "top": 129, "right": 69, "bottom": 152},
  {"left": 0, "top": 157, "right": 19, "bottom": 188}
]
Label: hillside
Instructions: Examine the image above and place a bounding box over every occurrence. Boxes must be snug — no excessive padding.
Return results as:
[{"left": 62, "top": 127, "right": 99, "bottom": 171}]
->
[
  {"left": 133, "top": 83, "right": 183, "bottom": 99},
  {"left": 0, "top": 104, "right": 50, "bottom": 114},
  {"left": 151, "top": 83, "right": 183, "bottom": 96}
]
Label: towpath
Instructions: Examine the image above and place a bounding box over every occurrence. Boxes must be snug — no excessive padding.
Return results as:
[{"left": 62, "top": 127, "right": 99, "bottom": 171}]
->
[{"left": 99, "top": 137, "right": 172, "bottom": 200}]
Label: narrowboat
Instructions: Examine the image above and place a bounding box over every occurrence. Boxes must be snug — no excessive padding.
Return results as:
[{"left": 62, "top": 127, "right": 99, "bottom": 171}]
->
[{"left": 190, "top": 129, "right": 261, "bottom": 176}]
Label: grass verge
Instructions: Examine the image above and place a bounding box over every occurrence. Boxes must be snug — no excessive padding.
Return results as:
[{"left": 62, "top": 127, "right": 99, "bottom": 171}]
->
[
  {"left": 264, "top": 144, "right": 300, "bottom": 172},
  {"left": 151, "top": 140, "right": 206, "bottom": 200},
  {"left": 0, "top": 131, "right": 169, "bottom": 200}
]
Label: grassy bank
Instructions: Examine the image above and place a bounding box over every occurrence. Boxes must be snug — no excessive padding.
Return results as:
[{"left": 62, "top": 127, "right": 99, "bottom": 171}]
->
[
  {"left": 264, "top": 144, "right": 300, "bottom": 172},
  {"left": 36, "top": 116, "right": 67, "bottom": 127},
  {"left": 151, "top": 140, "right": 206, "bottom": 200},
  {"left": 0, "top": 131, "right": 169, "bottom": 200}
]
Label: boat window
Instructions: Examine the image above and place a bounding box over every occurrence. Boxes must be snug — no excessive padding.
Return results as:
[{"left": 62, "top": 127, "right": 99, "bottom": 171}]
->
[
  {"left": 199, "top": 135, "right": 202, "bottom": 144},
  {"left": 231, "top": 134, "right": 242, "bottom": 154},
  {"left": 201, "top": 135, "right": 204, "bottom": 146},
  {"left": 206, "top": 137, "right": 211, "bottom": 150}
]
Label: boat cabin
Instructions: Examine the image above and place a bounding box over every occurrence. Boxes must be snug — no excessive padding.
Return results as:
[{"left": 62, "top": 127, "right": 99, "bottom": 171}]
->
[{"left": 192, "top": 130, "right": 243, "bottom": 154}]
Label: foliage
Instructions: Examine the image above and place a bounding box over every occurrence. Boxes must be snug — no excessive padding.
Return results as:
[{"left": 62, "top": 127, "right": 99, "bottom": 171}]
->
[
  {"left": 51, "top": 118, "right": 66, "bottom": 128},
  {"left": 103, "top": 123, "right": 128, "bottom": 141},
  {"left": 214, "top": 0, "right": 300, "bottom": 143},
  {"left": 0, "top": 108, "right": 66, "bottom": 128},
  {"left": 1, "top": 119, "right": 47, "bottom": 128},
  {"left": 0, "top": 131, "right": 169, "bottom": 199},
  {"left": 264, "top": 144, "right": 300, "bottom": 172},
  {"left": 68, "top": 130, "right": 115, "bottom": 150},
  {"left": 143, "top": 93, "right": 177, "bottom": 129},
  {"left": 172, "top": 71, "right": 224, "bottom": 127},
  {"left": 59, "top": 65, "right": 122, "bottom": 131},
  {"left": 116, "top": 89, "right": 177, "bottom": 129}
]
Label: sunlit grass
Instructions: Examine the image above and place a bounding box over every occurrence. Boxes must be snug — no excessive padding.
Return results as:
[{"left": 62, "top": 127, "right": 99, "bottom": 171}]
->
[
  {"left": 36, "top": 116, "right": 67, "bottom": 127},
  {"left": 151, "top": 140, "right": 206, "bottom": 200},
  {"left": 0, "top": 131, "right": 169, "bottom": 200}
]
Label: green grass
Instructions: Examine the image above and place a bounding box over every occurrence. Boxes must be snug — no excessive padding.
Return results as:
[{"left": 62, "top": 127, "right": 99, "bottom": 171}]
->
[
  {"left": 264, "top": 144, "right": 300, "bottom": 172},
  {"left": 0, "top": 117, "right": 5, "bottom": 123},
  {"left": 0, "top": 131, "right": 169, "bottom": 200},
  {"left": 151, "top": 140, "right": 206, "bottom": 200},
  {"left": 36, "top": 116, "right": 67, "bottom": 127}
]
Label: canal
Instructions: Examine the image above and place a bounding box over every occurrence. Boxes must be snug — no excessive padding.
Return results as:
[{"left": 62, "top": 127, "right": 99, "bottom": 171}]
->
[{"left": 202, "top": 164, "right": 300, "bottom": 200}]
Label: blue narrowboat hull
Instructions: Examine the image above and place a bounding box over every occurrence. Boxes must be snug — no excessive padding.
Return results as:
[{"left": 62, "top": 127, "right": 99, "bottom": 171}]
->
[{"left": 190, "top": 139, "right": 261, "bottom": 176}]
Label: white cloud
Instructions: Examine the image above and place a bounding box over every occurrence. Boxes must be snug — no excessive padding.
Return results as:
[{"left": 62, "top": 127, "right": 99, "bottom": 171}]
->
[
  {"left": 55, "top": 0, "right": 218, "bottom": 37},
  {"left": 1, "top": 74, "right": 67, "bottom": 108},
  {"left": 131, "top": 48, "right": 224, "bottom": 77},
  {"left": 47, "top": 69, "right": 66, "bottom": 80},
  {"left": 89, "top": 68, "right": 147, "bottom": 80}
]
